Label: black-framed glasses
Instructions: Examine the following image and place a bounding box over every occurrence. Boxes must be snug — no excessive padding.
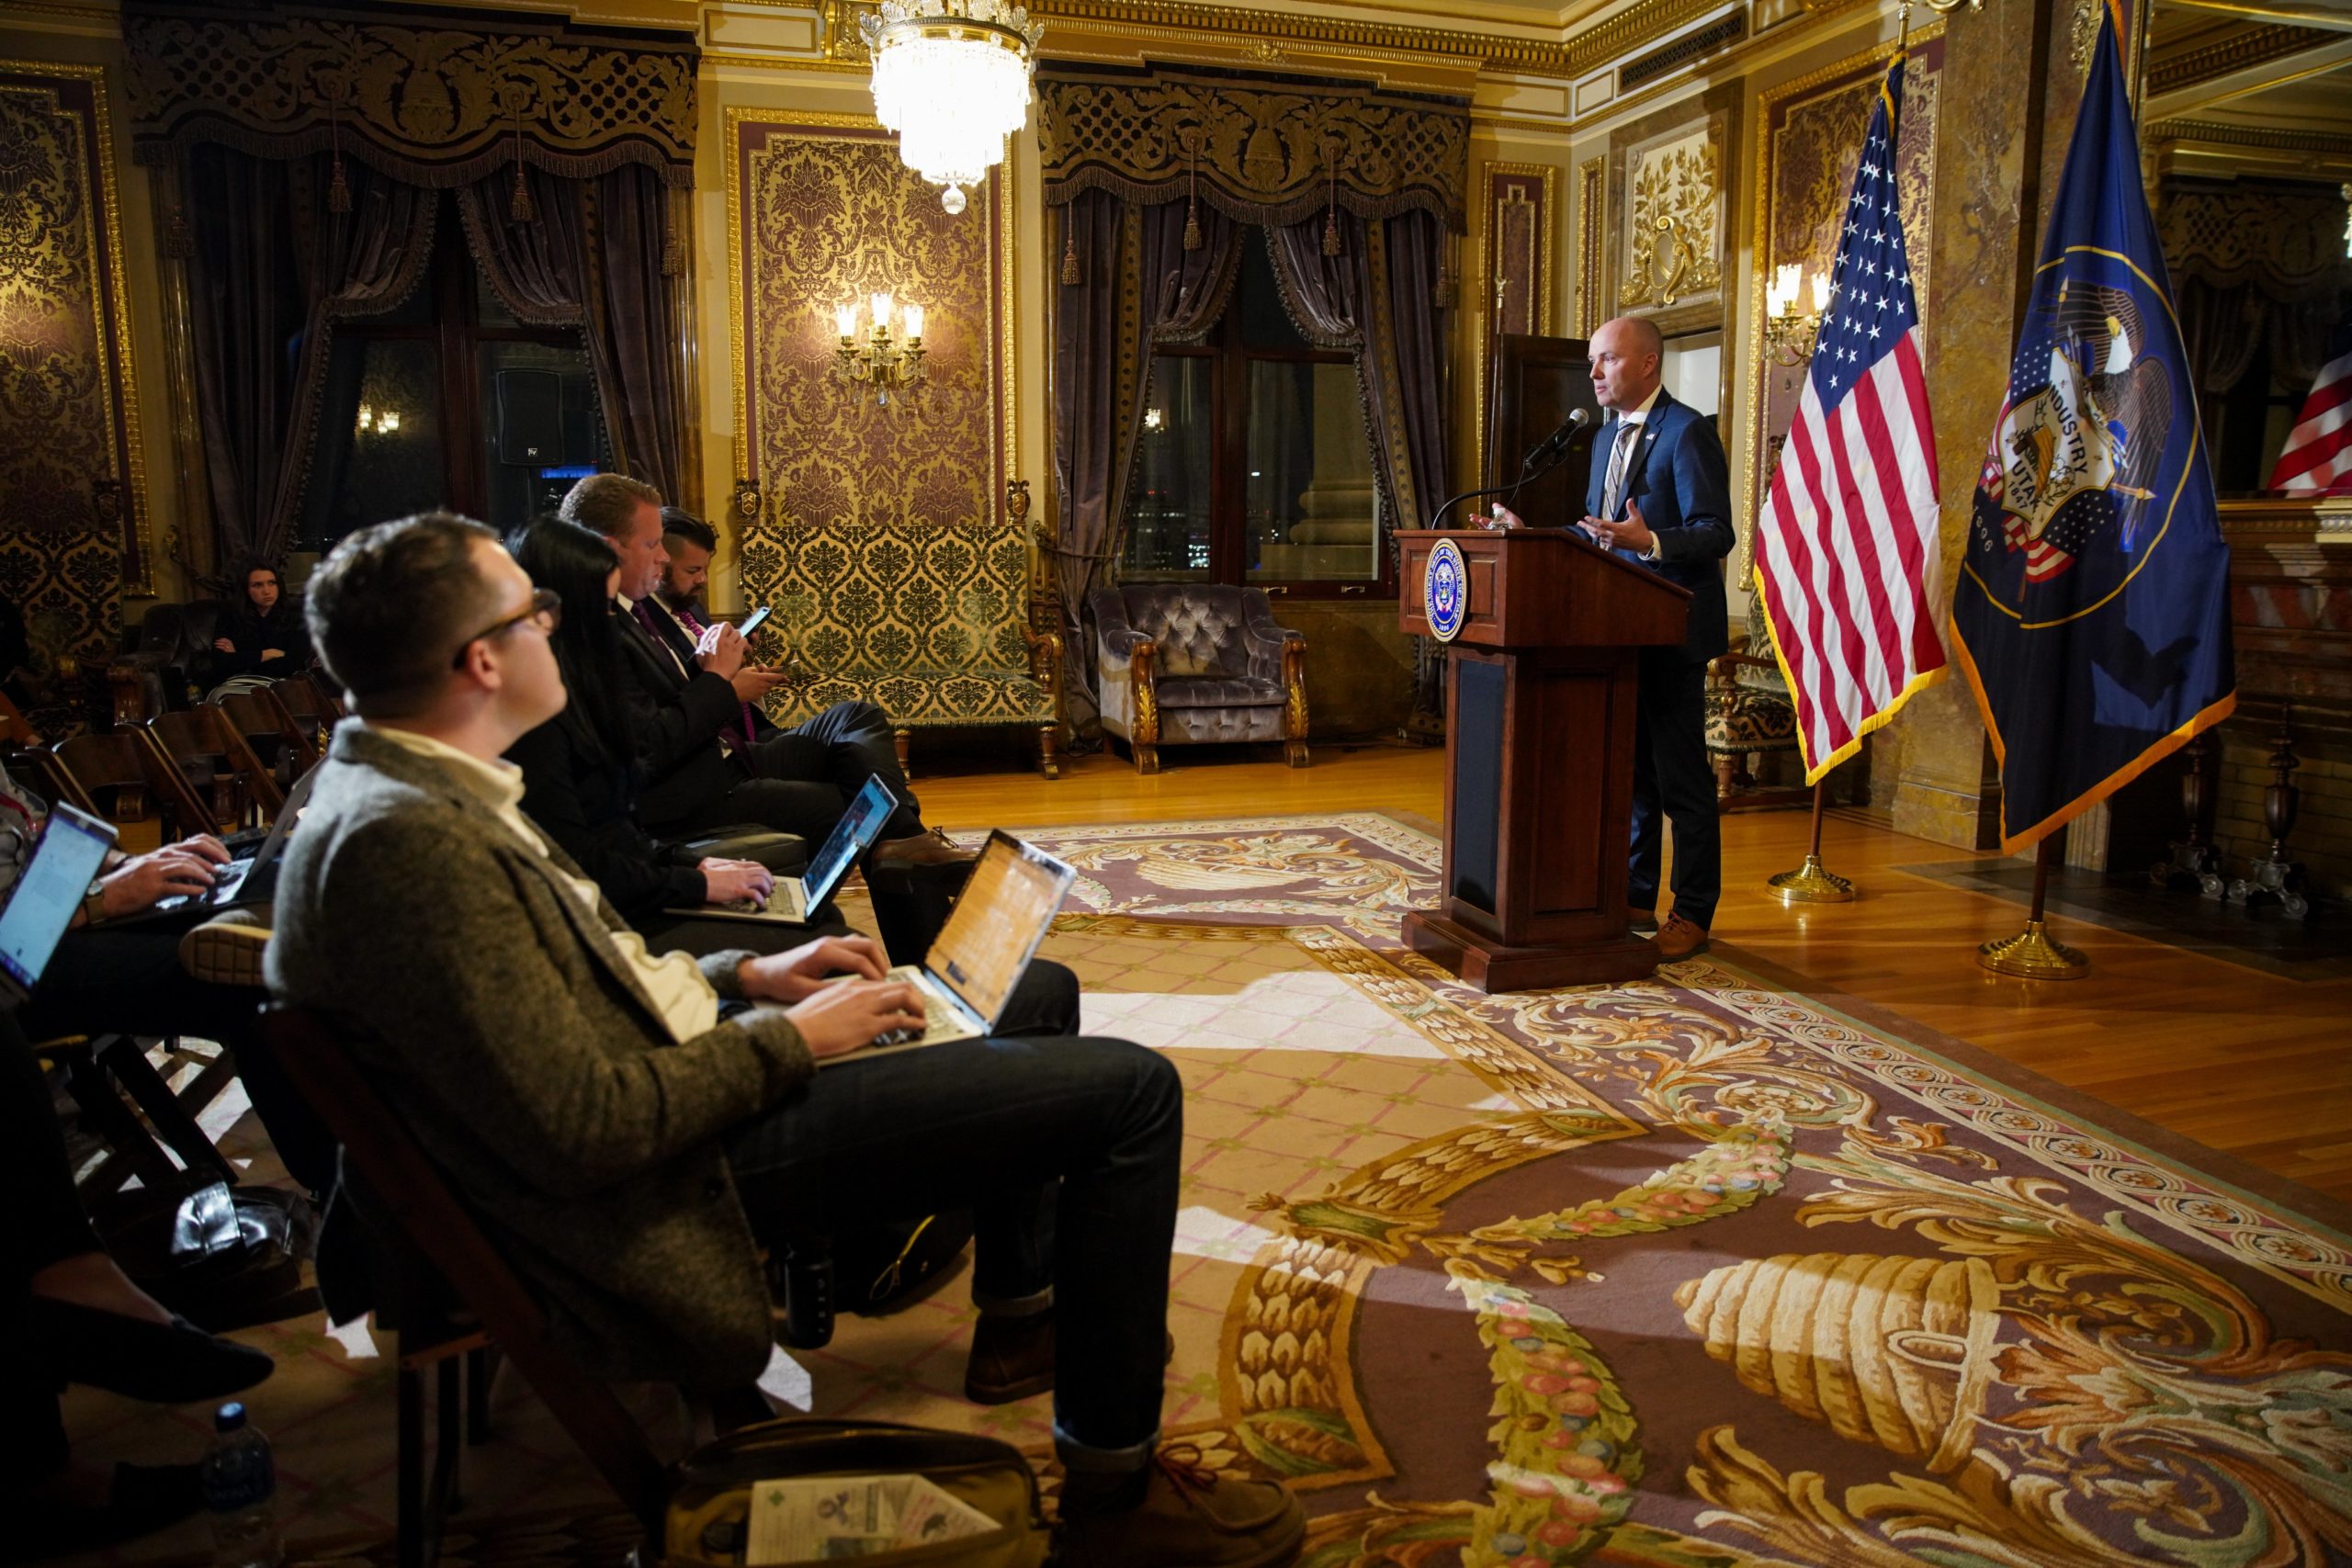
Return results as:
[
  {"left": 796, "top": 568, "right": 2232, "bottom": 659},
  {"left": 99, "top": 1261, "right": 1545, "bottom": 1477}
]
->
[{"left": 451, "top": 588, "right": 561, "bottom": 669}]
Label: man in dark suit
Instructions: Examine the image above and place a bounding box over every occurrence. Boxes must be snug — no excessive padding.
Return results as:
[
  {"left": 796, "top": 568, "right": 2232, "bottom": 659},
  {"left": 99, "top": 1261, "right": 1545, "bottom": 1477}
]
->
[
  {"left": 555, "top": 476, "right": 967, "bottom": 874},
  {"left": 1577, "top": 315, "right": 1736, "bottom": 961}
]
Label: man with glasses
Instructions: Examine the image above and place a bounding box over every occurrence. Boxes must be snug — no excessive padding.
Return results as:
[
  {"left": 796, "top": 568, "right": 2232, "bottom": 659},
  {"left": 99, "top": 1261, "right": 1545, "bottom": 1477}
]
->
[{"left": 266, "top": 513, "right": 1305, "bottom": 1568}]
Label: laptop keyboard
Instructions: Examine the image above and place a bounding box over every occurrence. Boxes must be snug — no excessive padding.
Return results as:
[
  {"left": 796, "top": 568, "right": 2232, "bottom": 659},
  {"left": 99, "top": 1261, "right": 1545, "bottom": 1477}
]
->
[{"left": 873, "top": 976, "right": 956, "bottom": 1047}]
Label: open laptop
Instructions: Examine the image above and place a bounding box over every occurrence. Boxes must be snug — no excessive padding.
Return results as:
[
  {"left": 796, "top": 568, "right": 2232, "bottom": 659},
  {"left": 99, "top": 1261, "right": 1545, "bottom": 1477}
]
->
[
  {"left": 669, "top": 775, "right": 898, "bottom": 925},
  {"left": 0, "top": 802, "right": 119, "bottom": 1005},
  {"left": 826, "top": 831, "right": 1077, "bottom": 1066},
  {"left": 130, "top": 762, "right": 320, "bottom": 921}
]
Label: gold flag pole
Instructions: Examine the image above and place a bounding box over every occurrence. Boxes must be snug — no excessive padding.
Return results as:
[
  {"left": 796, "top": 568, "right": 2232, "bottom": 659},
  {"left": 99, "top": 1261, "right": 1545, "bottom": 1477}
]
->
[
  {"left": 1769, "top": 783, "right": 1855, "bottom": 904},
  {"left": 1977, "top": 836, "right": 2088, "bottom": 978}
]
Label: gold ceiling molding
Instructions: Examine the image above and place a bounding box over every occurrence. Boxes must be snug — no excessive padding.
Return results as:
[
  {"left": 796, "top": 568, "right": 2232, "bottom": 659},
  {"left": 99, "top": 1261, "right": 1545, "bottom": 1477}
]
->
[
  {"left": 1036, "top": 62, "right": 1470, "bottom": 225},
  {"left": 1565, "top": 0, "right": 1737, "bottom": 75},
  {"left": 2146, "top": 118, "right": 2352, "bottom": 155},
  {"left": 123, "top": 3, "right": 698, "bottom": 186},
  {"left": 2145, "top": 21, "right": 2337, "bottom": 93}
]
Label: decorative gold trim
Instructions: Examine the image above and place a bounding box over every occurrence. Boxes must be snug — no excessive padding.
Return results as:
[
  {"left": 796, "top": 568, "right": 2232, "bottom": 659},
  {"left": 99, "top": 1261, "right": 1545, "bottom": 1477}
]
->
[
  {"left": 1742, "top": 24, "right": 1944, "bottom": 566},
  {"left": 2146, "top": 21, "right": 2336, "bottom": 93},
  {"left": 2, "top": 60, "right": 154, "bottom": 596},
  {"left": 1576, "top": 154, "right": 1605, "bottom": 339},
  {"left": 700, "top": 51, "right": 872, "bottom": 73},
  {"left": 1473, "top": 160, "right": 1557, "bottom": 483},
  {"left": 2144, "top": 117, "right": 2352, "bottom": 154}
]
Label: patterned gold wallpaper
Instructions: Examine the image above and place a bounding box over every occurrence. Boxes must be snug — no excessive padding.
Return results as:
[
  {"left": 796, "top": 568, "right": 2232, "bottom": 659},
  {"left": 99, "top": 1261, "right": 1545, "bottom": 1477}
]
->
[
  {"left": 727, "top": 113, "right": 1007, "bottom": 536},
  {"left": 0, "top": 62, "right": 148, "bottom": 732}
]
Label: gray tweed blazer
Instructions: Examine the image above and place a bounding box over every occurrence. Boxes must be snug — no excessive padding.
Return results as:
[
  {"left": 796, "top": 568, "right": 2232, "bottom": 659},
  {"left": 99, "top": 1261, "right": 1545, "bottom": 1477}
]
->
[{"left": 265, "top": 721, "right": 812, "bottom": 1387}]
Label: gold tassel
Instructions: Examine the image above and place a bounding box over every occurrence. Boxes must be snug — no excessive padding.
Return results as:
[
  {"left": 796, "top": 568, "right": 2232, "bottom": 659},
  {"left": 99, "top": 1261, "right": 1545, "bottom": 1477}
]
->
[
  {"left": 1321, "top": 207, "right": 1340, "bottom": 257},
  {"left": 1182, "top": 201, "right": 1202, "bottom": 253},
  {"left": 327, "top": 153, "right": 351, "bottom": 213},
  {"left": 1319, "top": 139, "right": 1341, "bottom": 256},
  {"left": 1060, "top": 222, "right": 1080, "bottom": 286},
  {"left": 1182, "top": 132, "right": 1202, "bottom": 252},
  {"left": 510, "top": 157, "right": 534, "bottom": 222}
]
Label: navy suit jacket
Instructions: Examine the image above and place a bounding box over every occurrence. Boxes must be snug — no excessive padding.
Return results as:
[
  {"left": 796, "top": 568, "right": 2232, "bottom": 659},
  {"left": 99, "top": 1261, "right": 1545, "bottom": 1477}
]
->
[{"left": 1584, "top": 389, "right": 1736, "bottom": 664}]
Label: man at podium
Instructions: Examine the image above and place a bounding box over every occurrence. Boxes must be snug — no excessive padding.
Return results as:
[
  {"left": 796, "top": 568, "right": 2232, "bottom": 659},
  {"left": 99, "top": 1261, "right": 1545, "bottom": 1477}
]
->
[{"left": 1575, "top": 316, "right": 1735, "bottom": 961}]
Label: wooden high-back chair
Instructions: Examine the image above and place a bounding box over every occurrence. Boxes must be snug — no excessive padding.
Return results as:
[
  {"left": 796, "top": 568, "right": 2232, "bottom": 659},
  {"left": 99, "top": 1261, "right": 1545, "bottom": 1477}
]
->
[
  {"left": 260, "top": 1006, "right": 672, "bottom": 1566},
  {"left": 144, "top": 708, "right": 247, "bottom": 829},
  {"left": 52, "top": 730, "right": 217, "bottom": 841},
  {"left": 211, "top": 690, "right": 317, "bottom": 814}
]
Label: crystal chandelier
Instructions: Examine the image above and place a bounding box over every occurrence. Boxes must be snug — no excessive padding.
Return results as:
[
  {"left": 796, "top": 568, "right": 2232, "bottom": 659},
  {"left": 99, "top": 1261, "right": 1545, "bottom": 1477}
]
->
[{"left": 861, "top": 0, "right": 1043, "bottom": 215}]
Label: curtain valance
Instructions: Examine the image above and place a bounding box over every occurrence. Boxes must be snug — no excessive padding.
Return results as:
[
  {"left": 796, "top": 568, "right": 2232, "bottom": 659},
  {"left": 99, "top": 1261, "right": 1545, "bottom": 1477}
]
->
[
  {"left": 126, "top": 3, "right": 697, "bottom": 188},
  {"left": 1036, "top": 62, "right": 1469, "bottom": 230},
  {"left": 2159, "top": 182, "right": 2352, "bottom": 304}
]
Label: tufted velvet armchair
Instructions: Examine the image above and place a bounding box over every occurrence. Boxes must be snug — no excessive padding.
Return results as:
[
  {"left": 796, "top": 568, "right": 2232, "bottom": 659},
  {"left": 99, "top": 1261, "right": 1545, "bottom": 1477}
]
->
[{"left": 1090, "top": 585, "right": 1308, "bottom": 774}]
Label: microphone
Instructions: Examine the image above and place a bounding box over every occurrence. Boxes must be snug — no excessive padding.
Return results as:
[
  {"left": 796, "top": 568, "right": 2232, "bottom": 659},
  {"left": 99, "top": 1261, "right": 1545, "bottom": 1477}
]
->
[{"left": 1523, "top": 407, "right": 1593, "bottom": 468}]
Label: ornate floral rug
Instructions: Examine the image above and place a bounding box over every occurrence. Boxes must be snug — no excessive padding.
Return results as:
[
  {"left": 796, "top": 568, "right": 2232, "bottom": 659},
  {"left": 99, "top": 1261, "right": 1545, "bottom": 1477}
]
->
[
  {"left": 67, "top": 812, "right": 2352, "bottom": 1568},
  {"left": 870, "top": 811, "right": 2348, "bottom": 1568}
]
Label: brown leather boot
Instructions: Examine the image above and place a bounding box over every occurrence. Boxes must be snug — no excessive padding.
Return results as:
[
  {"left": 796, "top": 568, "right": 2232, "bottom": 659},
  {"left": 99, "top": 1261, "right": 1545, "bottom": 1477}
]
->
[
  {"left": 1058, "top": 1447, "right": 1306, "bottom": 1568},
  {"left": 965, "top": 1309, "right": 1175, "bottom": 1404},
  {"left": 872, "top": 827, "right": 978, "bottom": 871},
  {"left": 1627, "top": 906, "right": 1658, "bottom": 935},
  {"left": 1656, "top": 910, "right": 1710, "bottom": 960}
]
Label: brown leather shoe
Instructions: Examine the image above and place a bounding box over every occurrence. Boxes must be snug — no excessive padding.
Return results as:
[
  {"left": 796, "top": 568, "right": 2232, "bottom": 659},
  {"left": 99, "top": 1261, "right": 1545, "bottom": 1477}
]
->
[
  {"left": 871, "top": 827, "right": 978, "bottom": 872},
  {"left": 966, "top": 1309, "right": 1174, "bottom": 1404},
  {"left": 1656, "top": 910, "right": 1710, "bottom": 960},
  {"left": 1059, "top": 1448, "right": 1306, "bottom": 1568},
  {"left": 1627, "top": 906, "right": 1658, "bottom": 935},
  {"left": 177, "top": 908, "right": 271, "bottom": 988}
]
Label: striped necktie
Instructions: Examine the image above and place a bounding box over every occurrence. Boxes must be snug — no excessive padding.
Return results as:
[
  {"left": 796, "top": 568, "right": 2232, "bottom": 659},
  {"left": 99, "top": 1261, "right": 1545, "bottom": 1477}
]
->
[{"left": 1601, "top": 420, "right": 1639, "bottom": 520}]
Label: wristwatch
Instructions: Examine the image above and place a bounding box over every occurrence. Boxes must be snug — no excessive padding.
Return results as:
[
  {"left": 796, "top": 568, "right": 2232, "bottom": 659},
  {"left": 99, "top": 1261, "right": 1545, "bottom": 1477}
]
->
[{"left": 80, "top": 880, "right": 107, "bottom": 926}]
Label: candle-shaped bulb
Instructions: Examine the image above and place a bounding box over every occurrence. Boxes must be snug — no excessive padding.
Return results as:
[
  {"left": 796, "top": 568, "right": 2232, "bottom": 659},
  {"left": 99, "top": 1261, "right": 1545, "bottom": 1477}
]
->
[
  {"left": 1810, "top": 271, "right": 1833, "bottom": 314},
  {"left": 834, "top": 302, "right": 857, "bottom": 337},
  {"left": 902, "top": 301, "right": 924, "bottom": 340},
  {"left": 870, "top": 292, "right": 894, "bottom": 333}
]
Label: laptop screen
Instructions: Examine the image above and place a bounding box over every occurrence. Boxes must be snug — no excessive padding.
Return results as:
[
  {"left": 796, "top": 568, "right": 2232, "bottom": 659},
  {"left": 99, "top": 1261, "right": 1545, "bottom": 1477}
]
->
[
  {"left": 800, "top": 776, "right": 896, "bottom": 908},
  {"left": 926, "top": 834, "right": 1076, "bottom": 1030},
  {"left": 0, "top": 804, "right": 117, "bottom": 996}
]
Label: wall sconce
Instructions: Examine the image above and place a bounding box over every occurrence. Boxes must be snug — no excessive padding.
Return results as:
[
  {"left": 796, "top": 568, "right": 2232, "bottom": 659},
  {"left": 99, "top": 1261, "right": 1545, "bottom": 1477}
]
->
[
  {"left": 833, "top": 292, "right": 927, "bottom": 406},
  {"left": 355, "top": 400, "right": 401, "bottom": 436},
  {"left": 1142, "top": 406, "right": 1164, "bottom": 433},
  {"left": 1762, "top": 263, "right": 1833, "bottom": 367}
]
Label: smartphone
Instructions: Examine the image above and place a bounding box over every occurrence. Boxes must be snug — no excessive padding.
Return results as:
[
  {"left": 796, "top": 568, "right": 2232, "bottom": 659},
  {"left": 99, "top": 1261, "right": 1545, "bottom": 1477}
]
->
[{"left": 737, "top": 604, "right": 773, "bottom": 637}]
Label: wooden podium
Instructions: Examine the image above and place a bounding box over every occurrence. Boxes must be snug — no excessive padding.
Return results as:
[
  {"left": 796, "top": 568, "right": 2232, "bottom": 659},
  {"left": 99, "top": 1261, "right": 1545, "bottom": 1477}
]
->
[{"left": 1396, "top": 527, "right": 1692, "bottom": 992}]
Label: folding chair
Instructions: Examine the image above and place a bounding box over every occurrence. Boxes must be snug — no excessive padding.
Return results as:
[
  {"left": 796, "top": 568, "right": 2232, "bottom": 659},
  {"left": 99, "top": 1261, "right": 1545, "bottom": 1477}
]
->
[
  {"left": 268, "top": 674, "right": 338, "bottom": 755},
  {"left": 261, "top": 1006, "right": 671, "bottom": 1567},
  {"left": 53, "top": 729, "right": 218, "bottom": 841},
  {"left": 146, "top": 707, "right": 254, "bottom": 828}
]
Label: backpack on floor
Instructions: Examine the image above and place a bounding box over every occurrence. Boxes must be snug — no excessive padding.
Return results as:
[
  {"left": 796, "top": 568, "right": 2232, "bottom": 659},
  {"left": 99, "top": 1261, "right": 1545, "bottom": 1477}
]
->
[{"left": 659, "top": 1416, "right": 1047, "bottom": 1568}]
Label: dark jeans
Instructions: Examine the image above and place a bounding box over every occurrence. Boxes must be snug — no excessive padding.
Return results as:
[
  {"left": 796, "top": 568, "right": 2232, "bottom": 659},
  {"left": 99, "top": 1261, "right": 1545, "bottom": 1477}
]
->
[
  {"left": 19, "top": 927, "right": 338, "bottom": 1198},
  {"left": 724, "top": 975, "right": 1177, "bottom": 1457},
  {"left": 5, "top": 1010, "right": 104, "bottom": 1476},
  {"left": 1628, "top": 652, "right": 1721, "bottom": 930}
]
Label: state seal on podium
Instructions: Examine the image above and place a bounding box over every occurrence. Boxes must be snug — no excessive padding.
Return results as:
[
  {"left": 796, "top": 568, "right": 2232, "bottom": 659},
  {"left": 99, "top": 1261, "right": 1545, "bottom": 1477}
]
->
[{"left": 1424, "top": 537, "right": 1466, "bottom": 643}]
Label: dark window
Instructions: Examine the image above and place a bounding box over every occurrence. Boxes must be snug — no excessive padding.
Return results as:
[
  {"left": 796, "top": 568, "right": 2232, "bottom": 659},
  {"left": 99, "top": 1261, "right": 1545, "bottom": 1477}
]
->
[
  {"left": 1116, "top": 232, "right": 1389, "bottom": 597},
  {"left": 299, "top": 196, "right": 606, "bottom": 549}
]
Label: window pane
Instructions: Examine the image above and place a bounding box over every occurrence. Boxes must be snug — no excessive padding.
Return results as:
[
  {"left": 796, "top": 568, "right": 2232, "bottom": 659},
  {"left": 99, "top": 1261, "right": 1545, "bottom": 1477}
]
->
[
  {"left": 1246, "top": 359, "right": 1380, "bottom": 581},
  {"left": 299, "top": 338, "right": 446, "bottom": 551},
  {"left": 1119, "top": 355, "right": 1214, "bottom": 581},
  {"left": 478, "top": 337, "right": 606, "bottom": 531},
  {"left": 1237, "top": 234, "right": 1309, "bottom": 352}
]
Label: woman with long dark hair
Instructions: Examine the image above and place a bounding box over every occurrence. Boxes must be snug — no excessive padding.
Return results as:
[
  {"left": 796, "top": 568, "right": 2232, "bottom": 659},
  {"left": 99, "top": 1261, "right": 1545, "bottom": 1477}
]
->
[
  {"left": 503, "top": 517, "right": 784, "bottom": 949},
  {"left": 209, "top": 558, "right": 310, "bottom": 686}
]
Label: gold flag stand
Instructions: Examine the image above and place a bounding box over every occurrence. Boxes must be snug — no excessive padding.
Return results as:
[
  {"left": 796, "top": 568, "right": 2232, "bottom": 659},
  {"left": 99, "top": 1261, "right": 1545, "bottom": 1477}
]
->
[
  {"left": 1769, "top": 784, "right": 1856, "bottom": 904},
  {"left": 1977, "top": 837, "right": 2088, "bottom": 978}
]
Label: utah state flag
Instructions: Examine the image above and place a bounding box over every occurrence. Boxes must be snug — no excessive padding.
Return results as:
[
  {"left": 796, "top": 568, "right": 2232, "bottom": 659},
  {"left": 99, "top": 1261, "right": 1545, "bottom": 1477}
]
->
[{"left": 1950, "top": 3, "right": 2235, "bottom": 853}]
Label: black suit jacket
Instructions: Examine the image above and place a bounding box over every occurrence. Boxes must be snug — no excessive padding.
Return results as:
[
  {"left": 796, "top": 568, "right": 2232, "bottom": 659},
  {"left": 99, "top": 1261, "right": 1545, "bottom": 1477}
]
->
[
  {"left": 611, "top": 603, "right": 749, "bottom": 830},
  {"left": 504, "top": 701, "right": 705, "bottom": 925},
  {"left": 1584, "top": 389, "right": 1737, "bottom": 664},
  {"left": 638, "top": 595, "right": 782, "bottom": 745}
]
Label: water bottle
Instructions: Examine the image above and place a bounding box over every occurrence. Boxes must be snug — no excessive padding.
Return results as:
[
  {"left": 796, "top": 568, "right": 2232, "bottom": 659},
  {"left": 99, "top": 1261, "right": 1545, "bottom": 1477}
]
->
[{"left": 200, "top": 1402, "right": 284, "bottom": 1568}]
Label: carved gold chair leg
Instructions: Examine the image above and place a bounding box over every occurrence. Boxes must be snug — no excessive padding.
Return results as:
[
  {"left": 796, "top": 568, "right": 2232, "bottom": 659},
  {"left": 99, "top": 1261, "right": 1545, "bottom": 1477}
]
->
[
  {"left": 1282, "top": 638, "right": 1310, "bottom": 769},
  {"left": 1134, "top": 741, "right": 1161, "bottom": 776},
  {"left": 893, "top": 728, "right": 911, "bottom": 780},
  {"left": 1129, "top": 642, "right": 1161, "bottom": 777},
  {"left": 1036, "top": 724, "right": 1060, "bottom": 780}
]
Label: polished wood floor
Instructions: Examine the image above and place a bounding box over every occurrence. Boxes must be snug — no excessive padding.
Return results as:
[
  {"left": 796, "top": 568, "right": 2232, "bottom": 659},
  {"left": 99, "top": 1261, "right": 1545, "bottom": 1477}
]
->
[{"left": 917, "top": 739, "right": 2352, "bottom": 1209}]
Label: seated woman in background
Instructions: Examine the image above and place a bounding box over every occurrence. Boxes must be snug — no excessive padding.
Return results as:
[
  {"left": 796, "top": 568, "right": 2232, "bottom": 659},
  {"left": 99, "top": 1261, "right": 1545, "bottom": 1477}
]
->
[
  {"left": 208, "top": 558, "right": 311, "bottom": 695},
  {"left": 503, "top": 516, "right": 801, "bottom": 957}
]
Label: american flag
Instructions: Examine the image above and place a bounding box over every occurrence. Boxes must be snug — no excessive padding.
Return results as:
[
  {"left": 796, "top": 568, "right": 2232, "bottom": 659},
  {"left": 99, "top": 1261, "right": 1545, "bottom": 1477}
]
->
[
  {"left": 2269, "top": 344, "right": 2352, "bottom": 495},
  {"left": 1752, "top": 54, "right": 1946, "bottom": 785}
]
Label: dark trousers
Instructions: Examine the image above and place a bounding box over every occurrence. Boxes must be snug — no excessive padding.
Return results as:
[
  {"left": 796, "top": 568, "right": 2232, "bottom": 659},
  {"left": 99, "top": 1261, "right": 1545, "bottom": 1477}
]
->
[
  {"left": 19, "top": 928, "right": 338, "bottom": 1198},
  {"left": 724, "top": 970, "right": 1179, "bottom": 1456},
  {"left": 5, "top": 1010, "right": 103, "bottom": 1477},
  {"left": 1627, "top": 652, "right": 1721, "bottom": 930},
  {"left": 677, "top": 701, "right": 923, "bottom": 844}
]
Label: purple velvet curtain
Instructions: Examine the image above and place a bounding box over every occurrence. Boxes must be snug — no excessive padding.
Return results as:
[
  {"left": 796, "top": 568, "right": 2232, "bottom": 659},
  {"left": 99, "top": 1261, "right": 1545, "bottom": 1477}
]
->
[
  {"left": 1050, "top": 189, "right": 1244, "bottom": 723},
  {"left": 183, "top": 145, "right": 436, "bottom": 570},
  {"left": 453, "top": 162, "right": 686, "bottom": 504},
  {"left": 1262, "top": 208, "right": 1451, "bottom": 536}
]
